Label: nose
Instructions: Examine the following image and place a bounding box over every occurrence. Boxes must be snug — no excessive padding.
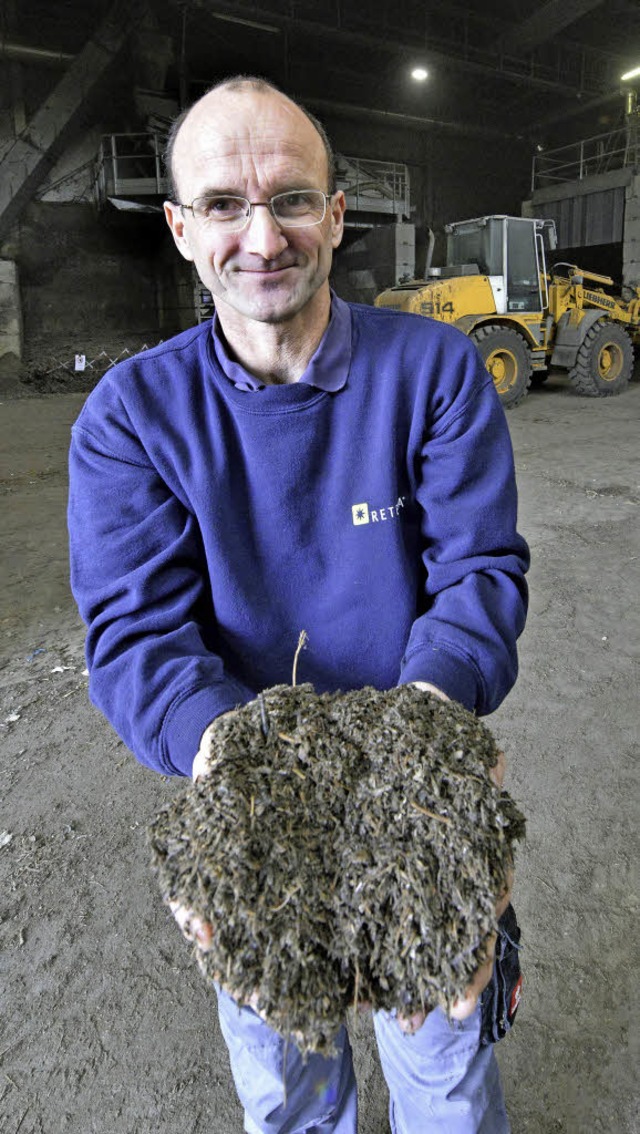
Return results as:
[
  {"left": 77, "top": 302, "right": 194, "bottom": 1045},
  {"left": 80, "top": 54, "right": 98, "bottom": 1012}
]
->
[{"left": 242, "top": 203, "right": 289, "bottom": 258}]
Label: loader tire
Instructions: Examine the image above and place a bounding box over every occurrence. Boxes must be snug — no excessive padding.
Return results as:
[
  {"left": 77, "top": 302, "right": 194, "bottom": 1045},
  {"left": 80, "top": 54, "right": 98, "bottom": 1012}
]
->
[
  {"left": 568, "top": 319, "right": 633, "bottom": 397},
  {"left": 470, "top": 325, "right": 532, "bottom": 409}
]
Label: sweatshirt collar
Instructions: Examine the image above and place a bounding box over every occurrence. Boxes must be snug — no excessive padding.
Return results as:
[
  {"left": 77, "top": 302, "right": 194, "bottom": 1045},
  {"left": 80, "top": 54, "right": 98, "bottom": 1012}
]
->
[{"left": 210, "top": 292, "right": 351, "bottom": 392}]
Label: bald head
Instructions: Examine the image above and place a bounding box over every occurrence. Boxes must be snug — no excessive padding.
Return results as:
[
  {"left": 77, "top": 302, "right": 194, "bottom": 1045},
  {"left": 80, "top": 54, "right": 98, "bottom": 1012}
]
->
[
  {"left": 162, "top": 75, "right": 346, "bottom": 334},
  {"left": 164, "top": 77, "right": 335, "bottom": 203}
]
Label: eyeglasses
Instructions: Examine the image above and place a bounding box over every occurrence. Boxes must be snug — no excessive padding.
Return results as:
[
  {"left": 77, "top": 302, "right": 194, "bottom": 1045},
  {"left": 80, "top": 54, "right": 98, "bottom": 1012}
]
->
[{"left": 175, "top": 189, "right": 332, "bottom": 232}]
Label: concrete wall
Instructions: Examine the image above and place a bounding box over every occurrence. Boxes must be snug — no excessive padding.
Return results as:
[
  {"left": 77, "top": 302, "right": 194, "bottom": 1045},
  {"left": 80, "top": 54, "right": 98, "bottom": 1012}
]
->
[
  {"left": 15, "top": 202, "right": 181, "bottom": 377},
  {"left": 525, "top": 167, "right": 640, "bottom": 286},
  {"left": 0, "top": 19, "right": 173, "bottom": 382},
  {"left": 0, "top": 258, "right": 23, "bottom": 390}
]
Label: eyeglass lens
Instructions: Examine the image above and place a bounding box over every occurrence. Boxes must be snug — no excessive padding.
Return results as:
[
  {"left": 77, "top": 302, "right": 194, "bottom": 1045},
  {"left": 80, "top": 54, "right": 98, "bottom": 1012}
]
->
[{"left": 191, "top": 190, "right": 327, "bottom": 229}]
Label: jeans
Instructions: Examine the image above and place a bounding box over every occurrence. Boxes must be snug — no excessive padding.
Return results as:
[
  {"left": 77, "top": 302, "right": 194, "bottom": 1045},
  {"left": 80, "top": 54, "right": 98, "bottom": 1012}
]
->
[{"left": 216, "top": 986, "right": 510, "bottom": 1133}]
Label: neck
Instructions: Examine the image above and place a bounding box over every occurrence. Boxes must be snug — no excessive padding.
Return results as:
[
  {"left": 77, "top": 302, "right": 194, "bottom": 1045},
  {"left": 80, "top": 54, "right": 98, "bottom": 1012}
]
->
[{"left": 214, "top": 288, "right": 331, "bottom": 385}]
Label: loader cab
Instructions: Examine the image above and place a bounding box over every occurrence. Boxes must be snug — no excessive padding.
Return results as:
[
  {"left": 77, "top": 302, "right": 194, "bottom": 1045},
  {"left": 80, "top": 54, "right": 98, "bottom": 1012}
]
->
[{"left": 444, "top": 215, "right": 555, "bottom": 315}]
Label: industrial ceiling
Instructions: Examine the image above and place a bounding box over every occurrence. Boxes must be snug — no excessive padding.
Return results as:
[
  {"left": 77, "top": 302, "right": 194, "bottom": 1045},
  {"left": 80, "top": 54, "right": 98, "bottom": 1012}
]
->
[{"left": 3, "top": 0, "right": 640, "bottom": 147}]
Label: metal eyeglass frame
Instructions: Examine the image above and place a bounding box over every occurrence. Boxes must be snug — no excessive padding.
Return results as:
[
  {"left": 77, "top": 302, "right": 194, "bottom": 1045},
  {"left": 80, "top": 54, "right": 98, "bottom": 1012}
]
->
[{"left": 174, "top": 189, "right": 333, "bottom": 231}]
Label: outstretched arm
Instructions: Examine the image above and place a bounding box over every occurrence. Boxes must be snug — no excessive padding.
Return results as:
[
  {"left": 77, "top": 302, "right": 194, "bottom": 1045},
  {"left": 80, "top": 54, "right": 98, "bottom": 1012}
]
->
[
  {"left": 399, "top": 368, "right": 529, "bottom": 714},
  {"left": 68, "top": 417, "right": 254, "bottom": 776}
]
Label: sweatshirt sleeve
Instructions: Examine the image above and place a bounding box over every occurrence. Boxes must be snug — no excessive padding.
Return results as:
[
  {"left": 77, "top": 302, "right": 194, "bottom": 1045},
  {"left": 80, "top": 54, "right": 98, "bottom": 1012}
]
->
[
  {"left": 397, "top": 351, "right": 529, "bottom": 715},
  {"left": 68, "top": 405, "right": 254, "bottom": 777}
]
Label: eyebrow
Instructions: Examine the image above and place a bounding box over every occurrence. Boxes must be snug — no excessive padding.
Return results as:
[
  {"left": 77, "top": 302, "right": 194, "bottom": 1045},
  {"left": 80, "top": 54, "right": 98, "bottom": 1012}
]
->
[
  {"left": 192, "top": 183, "right": 317, "bottom": 200},
  {"left": 193, "top": 187, "right": 244, "bottom": 198}
]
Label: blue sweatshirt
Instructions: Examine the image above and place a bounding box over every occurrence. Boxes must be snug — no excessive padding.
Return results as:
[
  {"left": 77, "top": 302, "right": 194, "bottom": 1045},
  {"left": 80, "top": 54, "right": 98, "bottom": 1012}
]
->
[{"left": 68, "top": 299, "right": 529, "bottom": 777}]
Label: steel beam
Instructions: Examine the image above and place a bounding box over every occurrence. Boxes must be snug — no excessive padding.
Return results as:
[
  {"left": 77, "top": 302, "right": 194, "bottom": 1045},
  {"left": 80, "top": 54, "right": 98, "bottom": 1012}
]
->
[
  {"left": 498, "top": 0, "right": 606, "bottom": 56},
  {"left": 0, "top": 1, "right": 147, "bottom": 242},
  {"left": 188, "top": 0, "right": 619, "bottom": 97}
]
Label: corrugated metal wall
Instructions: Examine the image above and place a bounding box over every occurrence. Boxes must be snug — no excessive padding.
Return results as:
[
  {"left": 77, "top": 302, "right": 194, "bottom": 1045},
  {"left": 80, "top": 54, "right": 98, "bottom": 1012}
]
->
[{"left": 540, "top": 187, "right": 625, "bottom": 247}]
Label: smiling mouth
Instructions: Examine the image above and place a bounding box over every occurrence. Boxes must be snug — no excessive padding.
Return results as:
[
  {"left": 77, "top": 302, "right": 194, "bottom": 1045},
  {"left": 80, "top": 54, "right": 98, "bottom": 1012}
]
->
[
  {"left": 243, "top": 268, "right": 294, "bottom": 277},
  {"left": 236, "top": 262, "right": 298, "bottom": 276}
]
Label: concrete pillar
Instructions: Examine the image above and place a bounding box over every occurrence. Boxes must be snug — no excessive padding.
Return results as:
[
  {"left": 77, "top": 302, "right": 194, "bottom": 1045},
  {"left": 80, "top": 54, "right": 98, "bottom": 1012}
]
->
[
  {"left": 622, "top": 173, "right": 640, "bottom": 285},
  {"left": 0, "top": 259, "right": 22, "bottom": 390}
]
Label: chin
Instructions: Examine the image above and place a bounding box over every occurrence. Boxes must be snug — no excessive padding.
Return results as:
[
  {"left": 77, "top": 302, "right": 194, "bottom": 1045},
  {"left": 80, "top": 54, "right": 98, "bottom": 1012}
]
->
[{"left": 236, "top": 285, "right": 319, "bottom": 324}]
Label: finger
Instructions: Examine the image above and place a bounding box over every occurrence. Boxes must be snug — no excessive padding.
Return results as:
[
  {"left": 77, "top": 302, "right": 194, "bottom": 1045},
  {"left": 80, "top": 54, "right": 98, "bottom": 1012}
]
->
[
  {"left": 191, "top": 918, "right": 213, "bottom": 950},
  {"left": 169, "top": 900, "right": 191, "bottom": 933},
  {"left": 169, "top": 901, "right": 214, "bottom": 951},
  {"left": 192, "top": 747, "right": 212, "bottom": 782},
  {"left": 397, "top": 1008, "right": 426, "bottom": 1035},
  {"left": 247, "top": 990, "right": 267, "bottom": 1019},
  {"left": 448, "top": 992, "right": 479, "bottom": 1021},
  {"left": 412, "top": 681, "right": 450, "bottom": 702},
  {"left": 228, "top": 988, "right": 270, "bottom": 1024},
  {"left": 449, "top": 932, "right": 497, "bottom": 1020},
  {"left": 193, "top": 709, "right": 241, "bottom": 782},
  {"left": 489, "top": 749, "right": 506, "bottom": 790}
]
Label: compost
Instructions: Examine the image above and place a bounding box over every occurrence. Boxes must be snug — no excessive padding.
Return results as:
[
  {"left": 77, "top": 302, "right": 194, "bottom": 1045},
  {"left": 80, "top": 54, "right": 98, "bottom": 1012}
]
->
[{"left": 148, "top": 683, "right": 525, "bottom": 1055}]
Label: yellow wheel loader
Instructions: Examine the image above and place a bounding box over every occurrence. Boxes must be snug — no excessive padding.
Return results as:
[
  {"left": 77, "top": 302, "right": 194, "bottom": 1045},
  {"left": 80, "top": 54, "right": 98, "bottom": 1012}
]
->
[{"left": 375, "top": 215, "right": 640, "bottom": 408}]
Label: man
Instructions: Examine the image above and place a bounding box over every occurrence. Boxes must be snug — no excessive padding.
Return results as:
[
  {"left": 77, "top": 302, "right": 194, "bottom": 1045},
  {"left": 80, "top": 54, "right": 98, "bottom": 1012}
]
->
[{"left": 68, "top": 76, "right": 529, "bottom": 1133}]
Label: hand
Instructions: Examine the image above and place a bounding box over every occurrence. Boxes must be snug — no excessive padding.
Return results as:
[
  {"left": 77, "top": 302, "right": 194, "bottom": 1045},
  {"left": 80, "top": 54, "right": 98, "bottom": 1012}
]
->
[
  {"left": 169, "top": 900, "right": 214, "bottom": 951},
  {"left": 171, "top": 724, "right": 218, "bottom": 951},
  {"left": 187, "top": 691, "right": 512, "bottom": 1034},
  {"left": 396, "top": 931, "right": 498, "bottom": 1035},
  {"left": 397, "top": 744, "right": 513, "bottom": 1035},
  {"left": 191, "top": 718, "right": 220, "bottom": 781},
  {"left": 191, "top": 706, "right": 242, "bottom": 781},
  {"left": 169, "top": 900, "right": 269, "bottom": 1018},
  {"left": 411, "top": 681, "right": 450, "bottom": 702},
  {"left": 174, "top": 713, "right": 241, "bottom": 964}
]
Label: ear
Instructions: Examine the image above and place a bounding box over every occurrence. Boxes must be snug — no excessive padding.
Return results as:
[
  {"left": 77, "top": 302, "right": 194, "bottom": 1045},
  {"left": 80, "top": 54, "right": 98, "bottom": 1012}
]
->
[
  {"left": 164, "top": 200, "right": 195, "bottom": 263},
  {"left": 330, "top": 190, "right": 346, "bottom": 250}
]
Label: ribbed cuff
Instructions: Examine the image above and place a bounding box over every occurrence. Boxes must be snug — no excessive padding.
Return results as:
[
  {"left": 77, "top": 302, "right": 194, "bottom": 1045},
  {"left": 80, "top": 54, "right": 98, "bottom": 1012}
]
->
[
  {"left": 398, "top": 646, "right": 480, "bottom": 713},
  {"left": 161, "top": 678, "right": 254, "bottom": 776}
]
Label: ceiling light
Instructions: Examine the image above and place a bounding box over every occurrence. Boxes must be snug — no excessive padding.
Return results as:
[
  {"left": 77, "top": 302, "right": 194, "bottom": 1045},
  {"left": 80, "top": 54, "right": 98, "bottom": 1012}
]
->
[
  {"left": 621, "top": 66, "right": 640, "bottom": 81},
  {"left": 411, "top": 67, "right": 428, "bottom": 82}
]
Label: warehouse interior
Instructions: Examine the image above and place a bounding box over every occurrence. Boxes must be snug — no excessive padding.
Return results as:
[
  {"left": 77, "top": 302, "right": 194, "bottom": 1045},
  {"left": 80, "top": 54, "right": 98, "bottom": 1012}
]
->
[
  {"left": 2, "top": 0, "right": 640, "bottom": 383},
  {"left": 1, "top": 2, "right": 639, "bottom": 1132}
]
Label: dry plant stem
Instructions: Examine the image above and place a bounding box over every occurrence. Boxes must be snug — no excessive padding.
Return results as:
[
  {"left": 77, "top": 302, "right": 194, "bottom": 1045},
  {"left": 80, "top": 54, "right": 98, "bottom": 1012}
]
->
[
  {"left": 291, "top": 630, "right": 308, "bottom": 687},
  {"left": 410, "top": 800, "right": 453, "bottom": 824}
]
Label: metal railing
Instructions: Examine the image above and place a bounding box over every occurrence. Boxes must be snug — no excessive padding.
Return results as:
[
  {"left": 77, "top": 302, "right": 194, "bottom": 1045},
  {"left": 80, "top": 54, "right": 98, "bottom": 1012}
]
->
[
  {"left": 336, "top": 156, "right": 410, "bottom": 220},
  {"left": 531, "top": 123, "right": 640, "bottom": 191},
  {"left": 95, "top": 133, "right": 167, "bottom": 206},
  {"left": 94, "top": 135, "right": 411, "bottom": 221}
]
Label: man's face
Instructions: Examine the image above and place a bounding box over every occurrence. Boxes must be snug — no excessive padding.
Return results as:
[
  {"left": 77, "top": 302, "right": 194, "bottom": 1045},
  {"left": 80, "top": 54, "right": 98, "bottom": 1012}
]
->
[{"left": 164, "top": 90, "right": 345, "bottom": 326}]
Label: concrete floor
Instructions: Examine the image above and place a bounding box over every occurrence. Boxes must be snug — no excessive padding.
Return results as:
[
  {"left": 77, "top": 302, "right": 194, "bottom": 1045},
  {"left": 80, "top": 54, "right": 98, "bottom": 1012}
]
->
[{"left": 1, "top": 372, "right": 638, "bottom": 1133}]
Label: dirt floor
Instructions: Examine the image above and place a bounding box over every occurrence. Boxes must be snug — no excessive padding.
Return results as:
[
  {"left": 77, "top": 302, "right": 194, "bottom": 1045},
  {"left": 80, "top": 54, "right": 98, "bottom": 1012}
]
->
[{"left": 1, "top": 371, "right": 639, "bottom": 1134}]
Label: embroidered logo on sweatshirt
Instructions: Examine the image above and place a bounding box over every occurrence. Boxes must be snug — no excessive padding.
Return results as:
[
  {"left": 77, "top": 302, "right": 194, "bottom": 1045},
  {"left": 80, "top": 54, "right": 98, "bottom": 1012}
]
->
[{"left": 352, "top": 497, "right": 406, "bottom": 525}]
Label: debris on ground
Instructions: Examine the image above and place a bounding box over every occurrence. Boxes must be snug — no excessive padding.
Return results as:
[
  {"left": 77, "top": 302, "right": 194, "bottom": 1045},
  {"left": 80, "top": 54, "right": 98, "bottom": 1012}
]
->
[{"left": 148, "top": 683, "right": 525, "bottom": 1055}]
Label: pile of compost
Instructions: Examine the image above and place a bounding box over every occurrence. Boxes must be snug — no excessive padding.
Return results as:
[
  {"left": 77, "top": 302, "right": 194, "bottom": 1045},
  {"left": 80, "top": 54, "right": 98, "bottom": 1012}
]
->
[{"left": 148, "top": 683, "right": 525, "bottom": 1054}]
